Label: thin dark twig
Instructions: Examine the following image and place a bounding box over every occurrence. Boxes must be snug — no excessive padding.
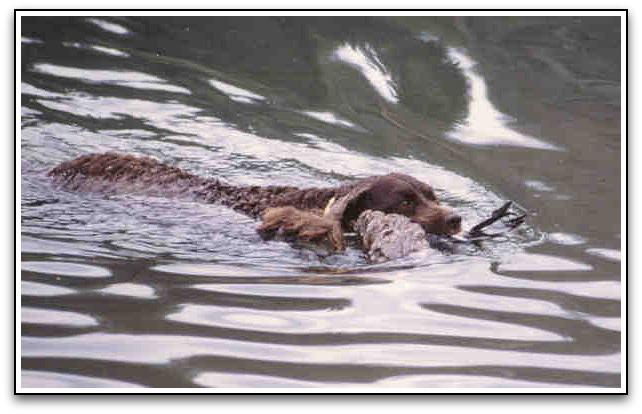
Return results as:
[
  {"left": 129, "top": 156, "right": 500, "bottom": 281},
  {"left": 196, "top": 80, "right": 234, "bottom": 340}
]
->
[
  {"left": 435, "top": 201, "right": 528, "bottom": 247},
  {"left": 467, "top": 201, "right": 514, "bottom": 237}
]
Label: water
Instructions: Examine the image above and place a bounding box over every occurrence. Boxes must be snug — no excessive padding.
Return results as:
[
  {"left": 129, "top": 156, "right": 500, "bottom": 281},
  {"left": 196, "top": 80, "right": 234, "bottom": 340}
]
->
[{"left": 19, "top": 16, "right": 622, "bottom": 389}]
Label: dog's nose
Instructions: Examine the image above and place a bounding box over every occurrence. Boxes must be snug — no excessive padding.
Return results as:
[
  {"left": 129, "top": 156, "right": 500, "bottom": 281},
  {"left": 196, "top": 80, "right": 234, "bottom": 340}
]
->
[{"left": 445, "top": 213, "right": 462, "bottom": 230}]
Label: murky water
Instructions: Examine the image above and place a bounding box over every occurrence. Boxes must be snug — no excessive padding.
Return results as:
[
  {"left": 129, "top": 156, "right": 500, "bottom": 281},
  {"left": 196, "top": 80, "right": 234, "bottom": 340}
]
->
[{"left": 19, "top": 16, "right": 622, "bottom": 389}]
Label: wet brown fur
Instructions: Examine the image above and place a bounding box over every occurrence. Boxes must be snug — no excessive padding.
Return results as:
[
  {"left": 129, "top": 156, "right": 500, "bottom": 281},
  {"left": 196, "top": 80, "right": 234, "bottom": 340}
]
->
[{"left": 49, "top": 152, "right": 459, "bottom": 250}]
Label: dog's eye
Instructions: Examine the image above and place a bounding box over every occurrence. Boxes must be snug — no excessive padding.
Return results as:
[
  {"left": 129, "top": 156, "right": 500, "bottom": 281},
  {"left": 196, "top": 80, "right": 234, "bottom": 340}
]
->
[{"left": 400, "top": 200, "right": 414, "bottom": 207}]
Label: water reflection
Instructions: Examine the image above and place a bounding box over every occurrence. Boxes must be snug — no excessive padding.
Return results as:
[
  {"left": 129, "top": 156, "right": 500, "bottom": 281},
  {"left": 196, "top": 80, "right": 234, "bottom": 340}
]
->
[
  {"left": 22, "top": 37, "right": 43, "bottom": 44},
  {"left": 62, "top": 42, "right": 130, "bottom": 58},
  {"left": 22, "top": 261, "right": 112, "bottom": 278},
  {"left": 547, "top": 232, "right": 587, "bottom": 246},
  {"left": 446, "top": 48, "right": 561, "bottom": 150},
  {"left": 301, "top": 111, "right": 358, "bottom": 129},
  {"left": 22, "top": 307, "right": 98, "bottom": 327},
  {"left": 97, "top": 283, "right": 157, "bottom": 299},
  {"left": 209, "top": 79, "right": 266, "bottom": 104},
  {"left": 22, "top": 330, "right": 620, "bottom": 373},
  {"left": 497, "top": 253, "right": 593, "bottom": 272},
  {"left": 21, "top": 281, "right": 75, "bottom": 297},
  {"left": 334, "top": 43, "right": 399, "bottom": 103},
  {"left": 33, "top": 63, "right": 191, "bottom": 94},
  {"left": 585, "top": 248, "right": 621, "bottom": 262},
  {"left": 86, "top": 18, "right": 130, "bottom": 36},
  {"left": 22, "top": 370, "right": 143, "bottom": 388}
]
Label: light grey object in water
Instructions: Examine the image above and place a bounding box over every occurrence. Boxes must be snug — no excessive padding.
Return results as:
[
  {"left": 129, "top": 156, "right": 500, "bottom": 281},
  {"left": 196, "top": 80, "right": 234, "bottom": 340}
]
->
[{"left": 354, "top": 210, "right": 429, "bottom": 263}]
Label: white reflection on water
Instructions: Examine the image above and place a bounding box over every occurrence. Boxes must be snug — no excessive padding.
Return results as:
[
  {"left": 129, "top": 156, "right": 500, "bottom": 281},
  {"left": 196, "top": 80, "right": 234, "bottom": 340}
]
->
[
  {"left": 86, "top": 18, "right": 130, "bottom": 36},
  {"left": 166, "top": 294, "right": 560, "bottom": 340},
  {"left": 63, "top": 41, "right": 130, "bottom": 58},
  {"left": 22, "top": 307, "right": 98, "bottom": 327},
  {"left": 586, "top": 248, "right": 621, "bottom": 262},
  {"left": 22, "top": 371, "right": 142, "bottom": 388},
  {"left": 167, "top": 304, "right": 312, "bottom": 332},
  {"left": 547, "top": 232, "right": 587, "bottom": 246},
  {"left": 22, "top": 261, "right": 112, "bottom": 278},
  {"left": 22, "top": 82, "right": 64, "bottom": 99},
  {"left": 446, "top": 48, "right": 560, "bottom": 151},
  {"left": 435, "top": 260, "right": 621, "bottom": 300},
  {"left": 37, "top": 96, "right": 126, "bottom": 120},
  {"left": 194, "top": 372, "right": 320, "bottom": 388},
  {"left": 21, "top": 333, "right": 621, "bottom": 373},
  {"left": 589, "top": 317, "right": 621, "bottom": 331},
  {"left": 21, "top": 37, "right": 43, "bottom": 44},
  {"left": 21, "top": 281, "right": 75, "bottom": 297},
  {"left": 301, "top": 111, "right": 357, "bottom": 129},
  {"left": 373, "top": 374, "right": 583, "bottom": 388},
  {"left": 524, "top": 179, "right": 555, "bottom": 192},
  {"left": 32, "top": 63, "right": 190, "bottom": 95},
  {"left": 194, "top": 371, "right": 588, "bottom": 388},
  {"left": 209, "top": 79, "right": 266, "bottom": 103},
  {"left": 193, "top": 371, "right": 568, "bottom": 388},
  {"left": 153, "top": 262, "right": 287, "bottom": 277},
  {"left": 21, "top": 235, "right": 119, "bottom": 259},
  {"left": 334, "top": 43, "right": 398, "bottom": 103},
  {"left": 98, "top": 283, "right": 157, "bottom": 299},
  {"left": 497, "top": 252, "right": 593, "bottom": 272}
]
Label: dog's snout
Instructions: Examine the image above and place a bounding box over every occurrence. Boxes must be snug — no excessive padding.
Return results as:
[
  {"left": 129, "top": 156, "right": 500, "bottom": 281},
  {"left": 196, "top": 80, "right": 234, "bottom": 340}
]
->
[
  {"left": 446, "top": 213, "right": 462, "bottom": 227},
  {"left": 444, "top": 213, "right": 462, "bottom": 234}
]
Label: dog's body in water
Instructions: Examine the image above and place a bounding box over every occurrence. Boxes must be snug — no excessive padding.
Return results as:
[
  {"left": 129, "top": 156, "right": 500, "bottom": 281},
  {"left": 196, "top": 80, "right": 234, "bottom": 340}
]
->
[{"left": 49, "top": 152, "right": 462, "bottom": 250}]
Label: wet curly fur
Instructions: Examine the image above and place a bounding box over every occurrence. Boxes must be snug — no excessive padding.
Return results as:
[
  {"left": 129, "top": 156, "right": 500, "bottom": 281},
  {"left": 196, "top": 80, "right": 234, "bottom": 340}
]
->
[{"left": 49, "top": 152, "right": 461, "bottom": 250}]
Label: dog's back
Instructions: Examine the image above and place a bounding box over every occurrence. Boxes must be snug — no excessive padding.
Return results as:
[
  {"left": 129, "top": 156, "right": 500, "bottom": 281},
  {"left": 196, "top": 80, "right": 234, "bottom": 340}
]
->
[{"left": 48, "top": 152, "right": 333, "bottom": 217}]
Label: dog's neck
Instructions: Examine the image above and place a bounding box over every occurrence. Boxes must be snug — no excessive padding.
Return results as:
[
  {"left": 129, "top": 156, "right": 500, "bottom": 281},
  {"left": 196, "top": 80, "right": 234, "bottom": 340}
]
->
[{"left": 194, "top": 178, "right": 347, "bottom": 218}]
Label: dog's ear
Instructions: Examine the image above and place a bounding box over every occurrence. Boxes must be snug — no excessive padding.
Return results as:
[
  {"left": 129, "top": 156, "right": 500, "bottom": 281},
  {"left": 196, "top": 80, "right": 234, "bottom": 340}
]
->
[{"left": 324, "top": 182, "right": 373, "bottom": 228}]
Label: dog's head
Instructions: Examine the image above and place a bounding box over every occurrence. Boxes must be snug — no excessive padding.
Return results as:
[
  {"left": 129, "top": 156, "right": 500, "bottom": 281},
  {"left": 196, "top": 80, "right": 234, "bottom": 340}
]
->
[{"left": 328, "top": 173, "right": 461, "bottom": 236}]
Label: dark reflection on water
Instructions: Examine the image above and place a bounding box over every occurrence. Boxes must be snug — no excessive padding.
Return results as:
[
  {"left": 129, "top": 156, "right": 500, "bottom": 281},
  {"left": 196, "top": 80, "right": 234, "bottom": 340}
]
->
[{"left": 20, "top": 16, "right": 621, "bottom": 388}]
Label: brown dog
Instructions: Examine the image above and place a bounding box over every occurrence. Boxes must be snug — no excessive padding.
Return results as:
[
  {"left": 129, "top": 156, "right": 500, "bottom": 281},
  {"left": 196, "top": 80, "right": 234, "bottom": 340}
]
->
[{"left": 49, "top": 152, "right": 461, "bottom": 250}]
